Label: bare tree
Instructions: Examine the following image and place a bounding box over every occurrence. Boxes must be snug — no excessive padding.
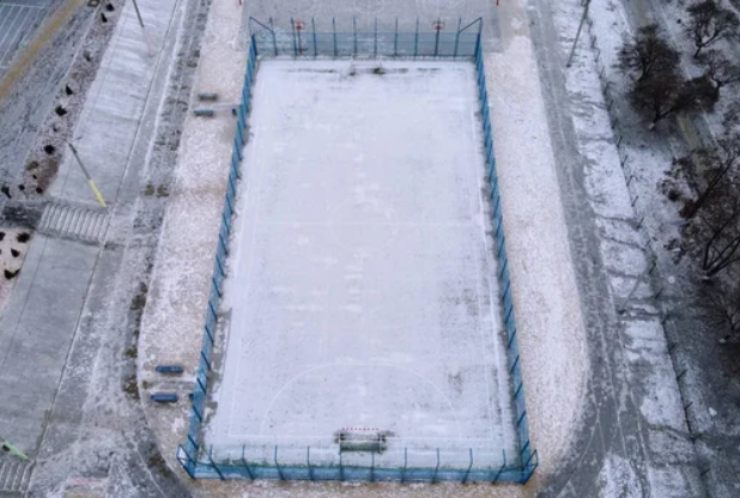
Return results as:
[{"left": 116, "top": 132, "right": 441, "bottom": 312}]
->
[
  {"left": 686, "top": 0, "right": 740, "bottom": 57},
  {"left": 699, "top": 198, "right": 740, "bottom": 275},
  {"left": 699, "top": 49, "right": 740, "bottom": 98},
  {"left": 630, "top": 71, "right": 716, "bottom": 126},
  {"left": 723, "top": 100, "right": 740, "bottom": 129},
  {"left": 699, "top": 281, "right": 740, "bottom": 342},
  {"left": 618, "top": 24, "right": 680, "bottom": 81},
  {"left": 679, "top": 132, "right": 740, "bottom": 217}
]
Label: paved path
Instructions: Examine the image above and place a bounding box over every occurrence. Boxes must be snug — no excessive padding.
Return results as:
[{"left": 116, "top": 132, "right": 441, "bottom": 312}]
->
[{"left": 0, "top": 0, "right": 208, "bottom": 495}]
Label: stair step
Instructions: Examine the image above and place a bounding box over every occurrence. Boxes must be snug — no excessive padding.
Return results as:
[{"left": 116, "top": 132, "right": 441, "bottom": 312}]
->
[
  {"left": 38, "top": 200, "right": 109, "bottom": 244},
  {"left": 0, "top": 459, "right": 33, "bottom": 493}
]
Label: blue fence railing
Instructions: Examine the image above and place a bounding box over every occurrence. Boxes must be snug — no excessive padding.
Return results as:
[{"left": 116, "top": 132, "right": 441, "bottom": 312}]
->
[
  {"left": 177, "top": 21, "right": 537, "bottom": 485},
  {"left": 177, "top": 39, "right": 258, "bottom": 480},
  {"left": 249, "top": 17, "right": 482, "bottom": 58},
  {"left": 473, "top": 40, "right": 537, "bottom": 481}
]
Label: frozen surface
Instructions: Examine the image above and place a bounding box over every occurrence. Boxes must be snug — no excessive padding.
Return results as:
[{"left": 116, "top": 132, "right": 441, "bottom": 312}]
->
[{"left": 205, "top": 60, "right": 517, "bottom": 467}]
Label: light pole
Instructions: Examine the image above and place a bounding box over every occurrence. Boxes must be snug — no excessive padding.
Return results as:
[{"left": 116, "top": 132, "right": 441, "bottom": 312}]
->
[
  {"left": 67, "top": 142, "right": 108, "bottom": 209},
  {"left": 566, "top": 0, "right": 592, "bottom": 68},
  {"left": 131, "top": 0, "right": 145, "bottom": 29}
]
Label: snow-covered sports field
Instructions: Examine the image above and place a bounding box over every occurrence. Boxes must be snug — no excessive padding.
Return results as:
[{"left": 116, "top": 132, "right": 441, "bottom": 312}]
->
[{"left": 205, "top": 60, "right": 518, "bottom": 468}]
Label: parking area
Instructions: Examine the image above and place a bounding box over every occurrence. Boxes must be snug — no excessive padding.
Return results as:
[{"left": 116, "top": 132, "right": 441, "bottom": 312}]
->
[{"left": 0, "top": 0, "right": 51, "bottom": 72}]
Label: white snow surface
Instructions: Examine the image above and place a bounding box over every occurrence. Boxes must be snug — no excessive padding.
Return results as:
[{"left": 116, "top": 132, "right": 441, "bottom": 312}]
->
[
  {"left": 205, "top": 60, "right": 518, "bottom": 467},
  {"left": 140, "top": 1, "right": 592, "bottom": 496}
]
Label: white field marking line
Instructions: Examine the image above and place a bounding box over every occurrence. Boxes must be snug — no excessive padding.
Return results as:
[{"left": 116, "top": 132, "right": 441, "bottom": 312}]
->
[
  {"left": 462, "top": 65, "right": 500, "bottom": 444},
  {"left": 220, "top": 434, "right": 500, "bottom": 444},
  {"left": 250, "top": 361, "right": 465, "bottom": 440},
  {"left": 472, "top": 84, "right": 514, "bottom": 446},
  {"left": 253, "top": 220, "right": 477, "bottom": 226},
  {"left": 318, "top": 142, "right": 332, "bottom": 364},
  {"left": 220, "top": 63, "right": 490, "bottom": 448}
]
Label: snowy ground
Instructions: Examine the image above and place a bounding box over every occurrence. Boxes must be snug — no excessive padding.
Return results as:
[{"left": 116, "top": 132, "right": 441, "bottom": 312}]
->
[
  {"left": 140, "top": 1, "right": 596, "bottom": 497},
  {"left": 204, "top": 60, "right": 517, "bottom": 468}
]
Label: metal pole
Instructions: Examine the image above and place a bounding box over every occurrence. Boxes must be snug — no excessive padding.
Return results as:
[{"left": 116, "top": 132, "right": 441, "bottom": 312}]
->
[
  {"left": 374, "top": 17, "right": 378, "bottom": 58},
  {"left": 454, "top": 18, "right": 461, "bottom": 57},
  {"left": 291, "top": 18, "right": 297, "bottom": 56},
  {"left": 297, "top": 23, "right": 303, "bottom": 55},
  {"left": 353, "top": 17, "right": 358, "bottom": 57},
  {"left": 566, "top": 0, "right": 591, "bottom": 67},
  {"left": 312, "top": 18, "right": 318, "bottom": 57},
  {"left": 393, "top": 18, "right": 398, "bottom": 57},
  {"left": 131, "top": 0, "right": 145, "bottom": 28},
  {"left": 270, "top": 17, "right": 277, "bottom": 56},
  {"left": 332, "top": 17, "right": 337, "bottom": 57},
  {"left": 414, "top": 18, "right": 419, "bottom": 58},
  {"left": 434, "top": 19, "right": 441, "bottom": 56},
  {"left": 67, "top": 142, "right": 107, "bottom": 208}
]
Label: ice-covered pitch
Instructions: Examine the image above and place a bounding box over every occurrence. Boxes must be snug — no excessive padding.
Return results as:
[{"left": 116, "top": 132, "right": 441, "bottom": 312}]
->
[{"left": 206, "top": 60, "right": 518, "bottom": 468}]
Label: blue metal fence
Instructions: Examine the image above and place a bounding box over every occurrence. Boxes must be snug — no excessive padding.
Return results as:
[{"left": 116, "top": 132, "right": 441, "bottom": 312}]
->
[
  {"left": 474, "top": 40, "right": 537, "bottom": 480},
  {"left": 250, "top": 17, "right": 482, "bottom": 58},
  {"left": 177, "top": 21, "right": 537, "bottom": 484},
  {"left": 177, "top": 39, "right": 258, "bottom": 481}
]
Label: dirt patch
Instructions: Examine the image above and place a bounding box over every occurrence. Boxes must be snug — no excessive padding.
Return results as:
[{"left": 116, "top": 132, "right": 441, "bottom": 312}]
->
[{"left": 0, "top": 227, "right": 32, "bottom": 312}]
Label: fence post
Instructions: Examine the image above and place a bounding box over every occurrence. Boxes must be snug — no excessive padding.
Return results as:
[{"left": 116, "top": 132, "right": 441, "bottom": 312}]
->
[
  {"left": 332, "top": 17, "right": 337, "bottom": 57},
  {"left": 462, "top": 448, "right": 473, "bottom": 483},
  {"left": 432, "top": 448, "right": 440, "bottom": 483},
  {"left": 208, "top": 447, "right": 225, "bottom": 480},
  {"left": 394, "top": 18, "right": 398, "bottom": 56},
  {"left": 274, "top": 446, "right": 285, "bottom": 480},
  {"left": 454, "top": 17, "right": 461, "bottom": 57},
  {"left": 414, "top": 18, "right": 419, "bottom": 58},
  {"left": 312, "top": 18, "right": 318, "bottom": 57},
  {"left": 353, "top": 17, "right": 358, "bottom": 57},
  {"left": 178, "top": 445, "right": 197, "bottom": 479},
  {"left": 200, "top": 349, "right": 211, "bottom": 371},
  {"left": 269, "top": 17, "right": 277, "bottom": 56},
  {"left": 290, "top": 17, "right": 297, "bottom": 56},
  {"left": 493, "top": 449, "right": 506, "bottom": 482},
  {"left": 433, "top": 19, "right": 441, "bottom": 56},
  {"left": 401, "top": 447, "right": 408, "bottom": 483},
  {"left": 374, "top": 17, "right": 378, "bottom": 58},
  {"left": 307, "top": 446, "right": 314, "bottom": 481},
  {"left": 240, "top": 445, "right": 255, "bottom": 480},
  {"left": 297, "top": 20, "right": 304, "bottom": 55}
]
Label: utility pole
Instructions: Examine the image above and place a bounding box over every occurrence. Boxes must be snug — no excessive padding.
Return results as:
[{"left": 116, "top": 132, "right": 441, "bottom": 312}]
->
[
  {"left": 566, "top": 0, "right": 592, "bottom": 68},
  {"left": 67, "top": 142, "right": 108, "bottom": 209}
]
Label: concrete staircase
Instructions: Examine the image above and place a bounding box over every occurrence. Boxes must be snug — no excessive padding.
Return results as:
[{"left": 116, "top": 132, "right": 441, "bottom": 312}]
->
[
  {"left": 37, "top": 200, "right": 109, "bottom": 244},
  {"left": 0, "top": 459, "right": 32, "bottom": 494}
]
